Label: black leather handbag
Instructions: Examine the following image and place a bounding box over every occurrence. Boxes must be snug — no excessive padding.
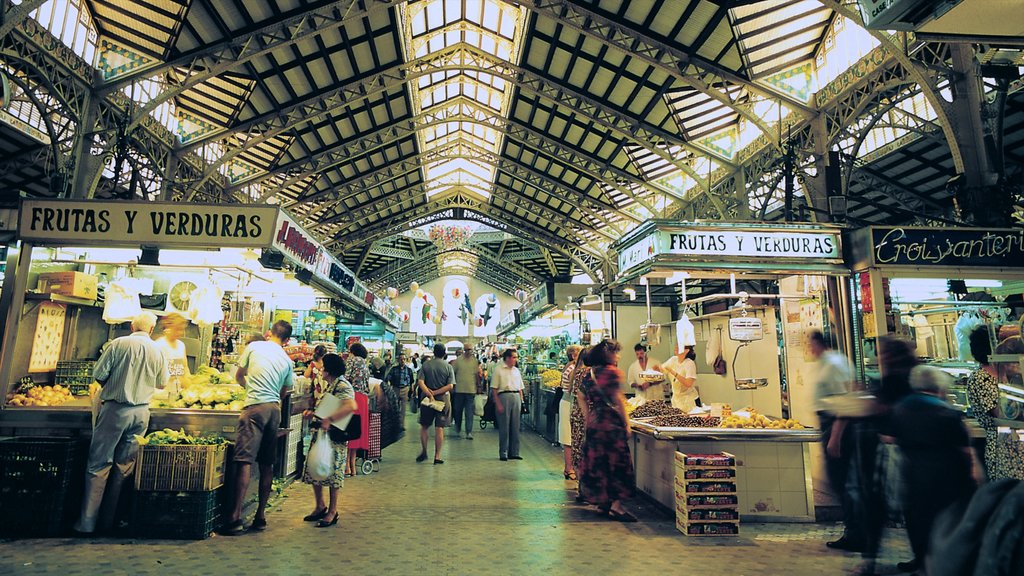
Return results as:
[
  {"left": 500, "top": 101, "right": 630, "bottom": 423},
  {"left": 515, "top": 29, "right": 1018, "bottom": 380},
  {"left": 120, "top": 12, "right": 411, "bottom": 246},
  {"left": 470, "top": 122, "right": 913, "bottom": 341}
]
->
[{"left": 325, "top": 414, "right": 362, "bottom": 443}]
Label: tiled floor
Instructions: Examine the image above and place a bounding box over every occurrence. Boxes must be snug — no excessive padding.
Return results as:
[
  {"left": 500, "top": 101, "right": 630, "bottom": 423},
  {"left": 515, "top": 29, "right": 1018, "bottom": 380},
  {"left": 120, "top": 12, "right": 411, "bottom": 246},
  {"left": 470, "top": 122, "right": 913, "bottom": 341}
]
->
[{"left": 0, "top": 414, "right": 911, "bottom": 575}]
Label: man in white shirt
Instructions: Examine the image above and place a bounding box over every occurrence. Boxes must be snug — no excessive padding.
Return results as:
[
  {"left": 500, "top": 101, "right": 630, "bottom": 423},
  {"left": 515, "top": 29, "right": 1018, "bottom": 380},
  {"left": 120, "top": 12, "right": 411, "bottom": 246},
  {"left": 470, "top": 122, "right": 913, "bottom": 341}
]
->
[
  {"left": 491, "top": 348, "right": 525, "bottom": 461},
  {"left": 75, "top": 312, "right": 167, "bottom": 534},
  {"left": 626, "top": 343, "right": 664, "bottom": 401},
  {"left": 220, "top": 320, "right": 295, "bottom": 535},
  {"left": 807, "top": 330, "right": 861, "bottom": 553}
]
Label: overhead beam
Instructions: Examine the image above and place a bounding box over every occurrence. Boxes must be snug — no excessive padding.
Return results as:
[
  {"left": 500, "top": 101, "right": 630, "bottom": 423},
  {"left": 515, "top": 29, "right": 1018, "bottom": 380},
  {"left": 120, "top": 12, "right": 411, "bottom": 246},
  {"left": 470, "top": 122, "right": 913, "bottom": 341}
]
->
[
  {"left": 309, "top": 139, "right": 629, "bottom": 234},
  {"left": 541, "top": 248, "right": 558, "bottom": 276},
  {"left": 231, "top": 99, "right": 663, "bottom": 221},
  {"left": 0, "top": 0, "right": 49, "bottom": 40},
  {"left": 323, "top": 193, "right": 606, "bottom": 280},
  {"left": 187, "top": 44, "right": 711, "bottom": 206},
  {"left": 355, "top": 243, "right": 374, "bottom": 275},
  {"left": 319, "top": 178, "right": 617, "bottom": 244},
  {"left": 109, "top": 0, "right": 403, "bottom": 131},
  {"left": 514, "top": 0, "right": 806, "bottom": 149}
]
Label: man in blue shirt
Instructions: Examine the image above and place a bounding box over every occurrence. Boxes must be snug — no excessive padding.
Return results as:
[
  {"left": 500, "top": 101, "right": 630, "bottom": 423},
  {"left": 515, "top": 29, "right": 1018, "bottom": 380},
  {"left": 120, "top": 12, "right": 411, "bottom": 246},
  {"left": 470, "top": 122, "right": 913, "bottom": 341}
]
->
[
  {"left": 75, "top": 312, "right": 167, "bottom": 535},
  {"left": 386, "top": 354, "right": 415, "bottom": 430},
  {"left": 220, "top": 320, "right": 295, "bottom": 535}
]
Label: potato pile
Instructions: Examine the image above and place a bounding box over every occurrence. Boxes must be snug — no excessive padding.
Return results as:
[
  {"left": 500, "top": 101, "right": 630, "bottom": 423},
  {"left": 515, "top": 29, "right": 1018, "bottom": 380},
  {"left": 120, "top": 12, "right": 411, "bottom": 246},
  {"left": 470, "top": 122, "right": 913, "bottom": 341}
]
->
[{"left": 6, "top": 385, "right": 74, "bottom": 407}]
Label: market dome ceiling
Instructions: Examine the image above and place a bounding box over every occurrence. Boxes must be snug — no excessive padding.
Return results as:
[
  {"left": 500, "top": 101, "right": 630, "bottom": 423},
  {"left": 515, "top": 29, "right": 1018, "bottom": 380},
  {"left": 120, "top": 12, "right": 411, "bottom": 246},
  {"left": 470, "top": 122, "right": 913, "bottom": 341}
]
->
[{"left": 1, "top": 0, "right": 1022, "bottom": 295}]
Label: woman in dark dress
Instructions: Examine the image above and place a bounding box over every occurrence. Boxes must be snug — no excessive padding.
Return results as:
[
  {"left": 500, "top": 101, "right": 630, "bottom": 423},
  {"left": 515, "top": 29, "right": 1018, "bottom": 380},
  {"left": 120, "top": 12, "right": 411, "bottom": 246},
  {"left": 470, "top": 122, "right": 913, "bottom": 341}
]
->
[{"left": 576, "top": 339, "right": 636, "bottom": 522}]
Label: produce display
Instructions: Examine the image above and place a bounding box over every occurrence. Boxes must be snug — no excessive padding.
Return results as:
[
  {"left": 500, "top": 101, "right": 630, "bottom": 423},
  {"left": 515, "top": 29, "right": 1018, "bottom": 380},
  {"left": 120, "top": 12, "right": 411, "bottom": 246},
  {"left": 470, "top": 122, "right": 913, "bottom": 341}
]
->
[
  {"left": 540, "top": 369, "right": 562, "bottom": 388},
  {"left": 136, "top": 428, "right": 230, "bottom": 446},
  {"left": 151, "top": 366, "right": 246, "bottom": 410},
  {"left": 630, "top": 401, "right": 683, "bottom": 419},
  {"left": 720, "top": 414, "right": 805, "bottom": 429},
  {"left": 6, "top": 383, "right": 76, "bottom": 407},
  {"left": 649, "top": 415, "right": 722, "bottom": 428}
]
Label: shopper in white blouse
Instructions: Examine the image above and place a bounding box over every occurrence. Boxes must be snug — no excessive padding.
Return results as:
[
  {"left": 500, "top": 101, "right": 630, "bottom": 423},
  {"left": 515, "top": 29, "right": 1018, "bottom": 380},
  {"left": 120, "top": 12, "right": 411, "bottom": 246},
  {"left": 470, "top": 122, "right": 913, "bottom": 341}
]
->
[{"left": 491, "top": 348, "right": 525, "bottom": 461}]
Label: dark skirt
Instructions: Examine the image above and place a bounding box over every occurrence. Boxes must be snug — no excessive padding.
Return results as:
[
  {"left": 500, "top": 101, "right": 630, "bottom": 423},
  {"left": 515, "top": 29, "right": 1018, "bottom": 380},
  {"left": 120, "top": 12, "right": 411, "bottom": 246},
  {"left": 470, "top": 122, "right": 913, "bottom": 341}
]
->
[{"left": 578, "top": 405, "right": 635, "bottom": 506}]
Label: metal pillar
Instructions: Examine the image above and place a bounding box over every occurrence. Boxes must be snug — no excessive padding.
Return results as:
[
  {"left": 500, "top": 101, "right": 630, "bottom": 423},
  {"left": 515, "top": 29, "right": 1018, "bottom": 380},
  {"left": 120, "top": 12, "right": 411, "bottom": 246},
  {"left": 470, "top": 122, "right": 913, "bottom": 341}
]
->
[{"left": 946, "top": 44, "right": 1011, "bottom": 226}]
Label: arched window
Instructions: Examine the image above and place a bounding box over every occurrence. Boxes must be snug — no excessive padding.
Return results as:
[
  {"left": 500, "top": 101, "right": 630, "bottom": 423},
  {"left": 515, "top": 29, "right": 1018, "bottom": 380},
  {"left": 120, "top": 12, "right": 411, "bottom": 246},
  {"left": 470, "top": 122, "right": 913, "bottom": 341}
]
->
[
  {"left": 441, "top": 279, "right": 470, "bottom": 337},
  {"left": 472, "top": 293, "right": 500, "bottom": 337}
]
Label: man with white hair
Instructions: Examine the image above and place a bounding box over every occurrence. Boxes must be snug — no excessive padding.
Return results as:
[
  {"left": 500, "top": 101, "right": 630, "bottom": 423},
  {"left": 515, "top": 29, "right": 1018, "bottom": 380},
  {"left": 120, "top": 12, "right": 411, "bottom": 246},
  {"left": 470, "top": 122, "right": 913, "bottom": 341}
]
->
[
  {"left": 887, "top": 365, "right": 977, "bottom": 573},
  {"left": 75, "top": 312, "right": 167, "bottom": 534}
]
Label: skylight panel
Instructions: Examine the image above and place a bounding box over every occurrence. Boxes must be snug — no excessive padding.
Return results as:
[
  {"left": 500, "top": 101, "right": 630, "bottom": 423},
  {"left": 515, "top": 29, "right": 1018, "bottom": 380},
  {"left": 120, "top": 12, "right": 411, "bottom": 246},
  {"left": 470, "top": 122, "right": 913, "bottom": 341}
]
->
[{"left": 401, "top": 0, "right": 527, "bottom": 267}]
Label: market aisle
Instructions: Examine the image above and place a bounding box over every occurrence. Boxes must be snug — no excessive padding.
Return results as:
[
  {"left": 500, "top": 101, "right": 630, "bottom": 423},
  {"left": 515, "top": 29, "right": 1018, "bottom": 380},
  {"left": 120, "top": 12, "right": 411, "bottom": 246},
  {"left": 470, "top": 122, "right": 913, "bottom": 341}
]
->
[{"left": 0, "top": 413, "right": 909, "bottom": 575}]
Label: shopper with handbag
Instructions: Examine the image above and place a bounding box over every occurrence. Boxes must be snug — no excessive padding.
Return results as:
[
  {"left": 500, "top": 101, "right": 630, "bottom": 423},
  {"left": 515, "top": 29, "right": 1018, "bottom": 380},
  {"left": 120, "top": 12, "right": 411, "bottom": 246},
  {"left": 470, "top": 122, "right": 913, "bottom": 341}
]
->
[
  {"left": 301, "top": 354, "right": 356, "bottom": 528},
  {"left": 577, "top": 339, "right": 637, "bottom": 522},
  {"left": 417, "top": 343, "right": 455, "bottom": 464},
  {"left": 491, "top": 348, "right": 525, "bottom": 461}
]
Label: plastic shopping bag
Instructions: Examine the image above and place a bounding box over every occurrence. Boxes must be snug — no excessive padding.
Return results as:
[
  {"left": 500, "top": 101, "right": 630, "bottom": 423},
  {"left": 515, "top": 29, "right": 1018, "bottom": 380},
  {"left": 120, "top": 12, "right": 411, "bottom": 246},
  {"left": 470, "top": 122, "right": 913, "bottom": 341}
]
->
[{"left": 307, "top": 431, "right": 334, "bottom": 481}]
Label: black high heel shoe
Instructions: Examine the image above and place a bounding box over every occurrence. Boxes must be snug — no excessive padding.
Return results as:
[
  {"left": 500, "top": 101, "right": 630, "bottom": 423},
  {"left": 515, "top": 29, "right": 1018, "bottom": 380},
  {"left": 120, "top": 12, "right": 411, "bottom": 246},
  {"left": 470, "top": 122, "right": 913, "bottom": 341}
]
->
[
  {"left": 316, "top": 513, "right": 339, "bottom": 528},
  {"left": 303, "top": 508, "right": 328, "bottom": 522}
]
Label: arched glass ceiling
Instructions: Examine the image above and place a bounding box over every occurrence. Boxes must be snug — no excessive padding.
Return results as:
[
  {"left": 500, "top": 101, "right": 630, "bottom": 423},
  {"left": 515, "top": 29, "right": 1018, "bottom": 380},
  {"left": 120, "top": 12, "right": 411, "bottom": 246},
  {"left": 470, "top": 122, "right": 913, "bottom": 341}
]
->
[{"left": 402, "top": 0, "right": 527, "bottom": 206}]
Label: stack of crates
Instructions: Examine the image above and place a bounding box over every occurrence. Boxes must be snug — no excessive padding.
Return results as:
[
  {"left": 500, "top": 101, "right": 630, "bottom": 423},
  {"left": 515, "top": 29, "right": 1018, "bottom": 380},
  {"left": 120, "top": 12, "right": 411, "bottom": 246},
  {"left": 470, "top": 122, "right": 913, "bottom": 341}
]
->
[
  {"left": 674, "top": 452, "right": 740, "bottom": 536},
  {"left": 55, "top": 360, "right": 96, "bottom": 396},
  {"left": 0, "top": 437, "right": 81, "bottom": 537},
  {"left": 133, "top": 443, "right": 230, "bottom": 539}
]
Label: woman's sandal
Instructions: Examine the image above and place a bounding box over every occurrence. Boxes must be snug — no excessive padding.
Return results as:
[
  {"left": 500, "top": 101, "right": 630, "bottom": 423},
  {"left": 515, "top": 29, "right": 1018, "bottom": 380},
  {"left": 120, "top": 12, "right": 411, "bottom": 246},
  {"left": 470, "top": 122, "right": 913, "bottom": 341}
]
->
[
  {"left": 564, "top": 471, "right": 577, "bottom": 480},
  {"left": 303, "top": 508, "right": 328, "bottom": 522},
  {"left": 607, "top": 509, "right": 638, "bottom": 523},
  {"left": 316, "top": 513, "right": 339, "bottom": 528}
]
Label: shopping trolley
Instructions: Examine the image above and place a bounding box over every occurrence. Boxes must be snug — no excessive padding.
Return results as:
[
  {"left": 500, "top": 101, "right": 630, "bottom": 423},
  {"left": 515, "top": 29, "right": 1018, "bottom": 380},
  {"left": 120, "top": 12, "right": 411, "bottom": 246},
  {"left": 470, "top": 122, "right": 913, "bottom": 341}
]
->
[{"left": 349, "top": 392, "right": 381, "bottom": 475}]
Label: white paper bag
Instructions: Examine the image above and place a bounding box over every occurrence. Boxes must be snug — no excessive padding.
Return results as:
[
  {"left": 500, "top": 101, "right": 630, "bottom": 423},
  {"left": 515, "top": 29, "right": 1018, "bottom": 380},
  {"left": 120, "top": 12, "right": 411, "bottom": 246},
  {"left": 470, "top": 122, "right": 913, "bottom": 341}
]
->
[{"left": 314, "top": 392, "right": 353, "bottom": 430}]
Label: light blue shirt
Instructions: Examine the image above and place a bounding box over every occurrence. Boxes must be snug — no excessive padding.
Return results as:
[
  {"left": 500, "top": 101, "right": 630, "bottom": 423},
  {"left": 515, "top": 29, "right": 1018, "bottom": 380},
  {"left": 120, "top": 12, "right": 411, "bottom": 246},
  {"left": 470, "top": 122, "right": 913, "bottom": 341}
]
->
[
  {"left": 93, "top": 331, "right": 168, "bottom": 406},
  {"left": 238, "top": 340, "right": 295, "bottom": 406}
]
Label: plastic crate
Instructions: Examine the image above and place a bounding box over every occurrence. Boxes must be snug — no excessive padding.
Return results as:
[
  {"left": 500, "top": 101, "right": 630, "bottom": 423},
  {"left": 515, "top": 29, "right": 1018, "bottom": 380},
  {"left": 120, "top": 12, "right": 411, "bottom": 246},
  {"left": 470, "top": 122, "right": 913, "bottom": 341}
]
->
[
  {"left": 55, "top": 360, "right": 95, "bottom": 396},
  {"left": 0, "top": 437, "right": 80, "bottom": 537},
  {"left": 134, "top": 490, "right": 220, "bottom": 540},
  {"left": 135, "top": 444, "right": 229, "bottom": 492},
  {"left": 0, "top": 436, "right": 77, "bottom": 490}
]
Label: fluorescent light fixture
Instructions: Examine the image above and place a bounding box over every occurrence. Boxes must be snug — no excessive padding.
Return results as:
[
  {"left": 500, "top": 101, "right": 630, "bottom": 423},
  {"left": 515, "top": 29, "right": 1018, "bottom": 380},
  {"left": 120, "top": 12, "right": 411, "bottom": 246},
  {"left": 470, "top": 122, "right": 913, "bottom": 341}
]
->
[{"left": 581, "top": 288, "right": 603, "bottom": 308}]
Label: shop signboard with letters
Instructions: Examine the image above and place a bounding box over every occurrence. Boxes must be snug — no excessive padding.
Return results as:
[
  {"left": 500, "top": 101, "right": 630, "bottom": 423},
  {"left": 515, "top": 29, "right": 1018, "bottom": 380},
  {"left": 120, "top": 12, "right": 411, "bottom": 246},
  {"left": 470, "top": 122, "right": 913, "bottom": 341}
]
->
[
  {"left": 615, "top": 221, "right": 843, "bottom": 275},
  {"left": 861, "top": 226, "right": 1024, "bottom": 269},
  {"left": 19, "top": 199, "right": 278, "bottom": 249}
]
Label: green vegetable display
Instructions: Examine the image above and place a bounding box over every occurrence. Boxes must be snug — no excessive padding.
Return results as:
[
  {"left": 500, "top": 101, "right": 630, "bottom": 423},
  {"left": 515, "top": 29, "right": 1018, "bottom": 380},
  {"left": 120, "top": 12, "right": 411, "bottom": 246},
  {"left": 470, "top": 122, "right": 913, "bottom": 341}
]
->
[{"left": 137, "top": 428, "right": 229, "bottom": 446}]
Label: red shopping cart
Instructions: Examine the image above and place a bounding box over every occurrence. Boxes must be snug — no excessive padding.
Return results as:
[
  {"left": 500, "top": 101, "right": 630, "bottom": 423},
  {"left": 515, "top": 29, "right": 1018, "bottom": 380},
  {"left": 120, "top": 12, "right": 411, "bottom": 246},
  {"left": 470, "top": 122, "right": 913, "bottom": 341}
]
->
[{"left": 349, "top": 392, "right": 381, "bottom": 475}]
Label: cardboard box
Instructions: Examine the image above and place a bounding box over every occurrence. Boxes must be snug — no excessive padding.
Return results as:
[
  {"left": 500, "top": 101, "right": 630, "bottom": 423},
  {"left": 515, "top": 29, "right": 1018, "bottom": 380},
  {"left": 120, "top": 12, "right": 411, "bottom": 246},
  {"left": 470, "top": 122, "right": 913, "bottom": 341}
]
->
[{"left": 36, "top": 271, "right": 98, "bottom": 300}]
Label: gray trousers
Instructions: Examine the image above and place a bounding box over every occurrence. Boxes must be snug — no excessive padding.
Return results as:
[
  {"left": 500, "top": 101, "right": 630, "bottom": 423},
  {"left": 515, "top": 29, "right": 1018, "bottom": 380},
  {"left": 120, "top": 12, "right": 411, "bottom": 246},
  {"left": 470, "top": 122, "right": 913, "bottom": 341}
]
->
[
  {"left": 76, "top": 402, "right": 149, "bottom": 533},
  {"left": 496, "top": 392, "right": 522, "bottom": 458},
  {"left": 452, "top": 392, "right": 475, "bottom": 434}
]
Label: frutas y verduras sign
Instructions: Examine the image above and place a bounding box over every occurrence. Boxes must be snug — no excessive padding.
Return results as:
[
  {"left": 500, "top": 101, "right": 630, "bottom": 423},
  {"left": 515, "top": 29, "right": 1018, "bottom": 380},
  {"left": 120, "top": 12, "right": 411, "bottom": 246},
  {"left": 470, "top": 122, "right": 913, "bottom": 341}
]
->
[
  {"left": 618, "top": 228, "right": 841, "bottom": 273},
  {"left": 18, "top": 199, "right": 278, "bottom": 249}
]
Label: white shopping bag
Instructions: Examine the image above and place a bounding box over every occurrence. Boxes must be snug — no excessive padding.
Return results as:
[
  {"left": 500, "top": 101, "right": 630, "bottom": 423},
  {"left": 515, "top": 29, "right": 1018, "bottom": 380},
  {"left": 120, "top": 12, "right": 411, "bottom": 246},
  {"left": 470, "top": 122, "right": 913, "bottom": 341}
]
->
[{"left": 307, "top": 431, "right": 333, "bottom": 481}]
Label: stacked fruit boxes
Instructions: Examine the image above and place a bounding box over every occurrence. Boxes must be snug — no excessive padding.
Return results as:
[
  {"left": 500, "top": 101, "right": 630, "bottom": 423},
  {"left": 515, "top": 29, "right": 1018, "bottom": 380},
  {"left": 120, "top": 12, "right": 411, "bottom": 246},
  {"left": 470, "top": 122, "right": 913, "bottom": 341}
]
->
[
  {"left": 133, "top": 444, "right": 229, "bottom": 539},
  {"left": 674, "top": 452, "right": 740, "bottom": 536}
]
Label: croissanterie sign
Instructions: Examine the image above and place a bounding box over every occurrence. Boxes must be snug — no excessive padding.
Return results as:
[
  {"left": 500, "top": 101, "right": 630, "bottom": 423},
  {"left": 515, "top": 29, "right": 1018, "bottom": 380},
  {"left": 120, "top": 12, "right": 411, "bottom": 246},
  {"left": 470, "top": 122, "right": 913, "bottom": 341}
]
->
[{"left": 18, "top": 199, "right": 278, "bottom": 248}]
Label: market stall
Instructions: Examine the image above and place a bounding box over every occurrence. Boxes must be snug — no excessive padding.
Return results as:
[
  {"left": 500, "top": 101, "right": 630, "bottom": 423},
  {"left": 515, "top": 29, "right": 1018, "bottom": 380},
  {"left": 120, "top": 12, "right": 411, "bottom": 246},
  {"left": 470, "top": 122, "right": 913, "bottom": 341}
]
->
[
  {"left": 0, "top": 199, "right": 399, "bottom": 480},
  {"left": 511, "top": 282, "right": 594, "bottom": 438},
  {"left": 611, "top": 220, "right": 849, "bottom": 522},
  {"left": 846, "top": 225, "right": 1024, "bottom": 428}
]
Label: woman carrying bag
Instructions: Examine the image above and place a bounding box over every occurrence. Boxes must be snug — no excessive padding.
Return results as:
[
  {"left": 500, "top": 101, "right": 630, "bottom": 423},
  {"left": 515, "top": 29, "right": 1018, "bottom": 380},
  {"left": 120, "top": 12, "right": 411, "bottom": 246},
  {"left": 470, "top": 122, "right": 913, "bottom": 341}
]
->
[{"left": 302, "top": 354, "right": 357, "bottom": 528}]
